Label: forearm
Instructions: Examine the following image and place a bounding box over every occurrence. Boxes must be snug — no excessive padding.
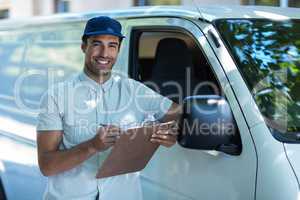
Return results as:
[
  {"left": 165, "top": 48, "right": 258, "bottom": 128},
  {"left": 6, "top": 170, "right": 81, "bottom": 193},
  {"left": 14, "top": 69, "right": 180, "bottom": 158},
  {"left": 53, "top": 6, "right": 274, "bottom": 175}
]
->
[
  {"left": 39, "top": 138, "right": 97, "bottom": 176},
  {"left": 161, "top": 103, "right": 182, "bottom": 122}
]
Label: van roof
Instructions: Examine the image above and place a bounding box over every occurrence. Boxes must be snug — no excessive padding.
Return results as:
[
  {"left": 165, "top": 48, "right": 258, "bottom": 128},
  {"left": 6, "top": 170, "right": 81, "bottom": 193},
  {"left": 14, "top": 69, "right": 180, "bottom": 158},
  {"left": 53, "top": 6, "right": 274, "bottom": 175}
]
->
[{"left": 0, "top": 5, "right": 300, "bottom": 29}]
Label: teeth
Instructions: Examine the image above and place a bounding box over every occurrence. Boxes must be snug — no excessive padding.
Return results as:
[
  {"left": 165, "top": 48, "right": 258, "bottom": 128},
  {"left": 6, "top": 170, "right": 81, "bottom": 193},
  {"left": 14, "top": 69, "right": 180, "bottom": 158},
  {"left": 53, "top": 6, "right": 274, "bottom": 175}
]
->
[{"left": 96, "top": 59, "right": 109, "bottom": 64}]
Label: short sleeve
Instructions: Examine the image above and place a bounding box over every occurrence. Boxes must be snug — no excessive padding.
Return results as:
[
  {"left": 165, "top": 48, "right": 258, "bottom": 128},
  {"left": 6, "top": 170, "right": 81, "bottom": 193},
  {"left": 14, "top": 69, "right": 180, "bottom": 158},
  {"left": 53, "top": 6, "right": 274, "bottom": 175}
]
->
[
  {"left": 134, "top": 81, "right": 173, "bottom": 120},
  {"left": 36, "top": 88, "right": 63, "bottom": 131}
]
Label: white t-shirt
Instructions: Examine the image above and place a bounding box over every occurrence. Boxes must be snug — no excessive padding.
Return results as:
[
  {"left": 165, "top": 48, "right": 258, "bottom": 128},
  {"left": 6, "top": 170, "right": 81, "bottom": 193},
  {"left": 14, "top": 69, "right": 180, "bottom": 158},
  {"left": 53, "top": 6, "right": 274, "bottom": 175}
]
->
[{"left": 36, "top": 71, "right": 173, "bottom": 200}]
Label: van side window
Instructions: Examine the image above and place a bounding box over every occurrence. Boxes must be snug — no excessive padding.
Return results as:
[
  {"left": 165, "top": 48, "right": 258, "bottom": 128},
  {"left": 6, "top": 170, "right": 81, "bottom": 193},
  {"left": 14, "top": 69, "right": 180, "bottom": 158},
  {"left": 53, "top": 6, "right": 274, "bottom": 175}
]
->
[
  {"left": 0, "top": 22, "right": 83, "bottom": 127},
  {"left": 0, "top": 30, "right": 32, "bottom": 125},
  {"left": 16, "top": 23, "right": 84, "bottom": 114},
  {"left": 0, "top": 32, "right": 25, "bottom": 102},
  {"left": 130, "top": 30, "right": 221, "bottom": 104}
]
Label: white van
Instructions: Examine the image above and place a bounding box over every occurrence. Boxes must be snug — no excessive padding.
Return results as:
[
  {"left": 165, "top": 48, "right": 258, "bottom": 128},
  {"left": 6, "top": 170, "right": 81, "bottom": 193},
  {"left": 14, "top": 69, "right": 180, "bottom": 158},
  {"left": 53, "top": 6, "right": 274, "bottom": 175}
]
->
[{"left": 0, "top": 5, "right": 299, "bottom": 200}]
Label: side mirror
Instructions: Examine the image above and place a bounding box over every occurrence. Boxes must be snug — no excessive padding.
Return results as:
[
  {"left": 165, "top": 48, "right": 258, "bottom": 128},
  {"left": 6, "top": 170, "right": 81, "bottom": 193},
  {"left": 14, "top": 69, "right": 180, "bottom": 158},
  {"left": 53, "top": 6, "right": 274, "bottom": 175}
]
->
[{"left": 178, "top": 95, "right": 242, "bottom": 155}]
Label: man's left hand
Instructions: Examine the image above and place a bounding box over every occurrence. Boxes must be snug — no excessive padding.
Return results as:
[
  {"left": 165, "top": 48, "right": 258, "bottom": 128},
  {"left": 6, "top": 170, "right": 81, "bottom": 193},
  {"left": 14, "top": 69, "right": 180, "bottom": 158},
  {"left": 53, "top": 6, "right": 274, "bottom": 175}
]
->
[{"left": 150, "top": 122, "right": 178, "bottom": 148}]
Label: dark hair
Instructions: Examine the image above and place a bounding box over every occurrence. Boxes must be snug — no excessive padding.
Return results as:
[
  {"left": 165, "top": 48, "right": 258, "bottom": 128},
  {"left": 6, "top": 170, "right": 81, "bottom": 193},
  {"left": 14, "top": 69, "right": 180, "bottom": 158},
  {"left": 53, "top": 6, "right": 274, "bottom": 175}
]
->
[
  {"left": 82, "top": 35, "right": 88, "bottom": 44},
  {"left": 81, "top": 35, "right": 123, "bottom": 48}
]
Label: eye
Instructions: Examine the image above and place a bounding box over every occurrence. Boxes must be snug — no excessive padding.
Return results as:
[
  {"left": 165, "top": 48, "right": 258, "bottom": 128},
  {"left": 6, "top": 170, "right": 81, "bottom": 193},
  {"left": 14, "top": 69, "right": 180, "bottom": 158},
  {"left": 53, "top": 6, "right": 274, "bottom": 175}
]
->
[
  {"left": 109, "top": 44, "right": 118, "bottom": 49},
  {"left": 93, "top": 42, "right": 100, "bottom": 46},
  {"left": 90, "top": 41, "right": 102, "bottom": 47}
]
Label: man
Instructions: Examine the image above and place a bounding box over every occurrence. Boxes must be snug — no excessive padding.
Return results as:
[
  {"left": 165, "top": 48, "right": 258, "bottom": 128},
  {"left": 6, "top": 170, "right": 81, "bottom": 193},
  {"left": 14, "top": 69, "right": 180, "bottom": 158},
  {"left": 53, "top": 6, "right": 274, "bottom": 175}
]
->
[{"left": 36, "top": 16, "right": 180, "bottom": 200}]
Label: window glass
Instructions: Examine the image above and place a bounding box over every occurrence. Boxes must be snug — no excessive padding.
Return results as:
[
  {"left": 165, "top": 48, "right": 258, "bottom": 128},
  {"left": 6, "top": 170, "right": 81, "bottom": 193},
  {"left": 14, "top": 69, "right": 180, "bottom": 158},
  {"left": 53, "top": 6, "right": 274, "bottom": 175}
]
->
[
  {"left": 55, "top": 0, "right": 70, "bottom": 13},
  {"left": 132, "top": 30, "right": 219, "bottom": 104},
  {"left": 241, "top": 0, "right": 280, "bottom": 6},
  {"left": 145, "top": 0, "right": 180, "bottom": 5},
  {"left": 289, "top": 0, "right": 300, "bottom": 8},
  {"left": 22, "top": 22, "right": 83, "bottom": 110},
  {"left": 255, "top": 0, "right": 280, "bottom": 6},
  {"left": 0, "top": 22, "right": 84, "bottom": 123},
  {"left": 215, "top": 19, "right": 300, "bottom": 140},
  {"left": 0, "top": 9, "right": 9, "bottom": 19},
  {"left": 0, "top": 30, "right": 26, "bottom": 115}
]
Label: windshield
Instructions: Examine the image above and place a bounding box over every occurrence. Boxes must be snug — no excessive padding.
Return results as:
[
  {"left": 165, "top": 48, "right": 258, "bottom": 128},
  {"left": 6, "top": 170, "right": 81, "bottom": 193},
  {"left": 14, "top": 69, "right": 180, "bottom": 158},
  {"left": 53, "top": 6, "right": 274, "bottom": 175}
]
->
[{"left": 214, "top": 19, "right": 300, "bottom": 141}]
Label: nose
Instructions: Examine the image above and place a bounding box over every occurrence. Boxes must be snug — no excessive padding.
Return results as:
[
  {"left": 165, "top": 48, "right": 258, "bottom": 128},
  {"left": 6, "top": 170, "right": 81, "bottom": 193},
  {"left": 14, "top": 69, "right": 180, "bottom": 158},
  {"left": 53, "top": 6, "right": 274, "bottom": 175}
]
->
[{"left": 99, "top": 45, "right": 109, "bottom": 58}]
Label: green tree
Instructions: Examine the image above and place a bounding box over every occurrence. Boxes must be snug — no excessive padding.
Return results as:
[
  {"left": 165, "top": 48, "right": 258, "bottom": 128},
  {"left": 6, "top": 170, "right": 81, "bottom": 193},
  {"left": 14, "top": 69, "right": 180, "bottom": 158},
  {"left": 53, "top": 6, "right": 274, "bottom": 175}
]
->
[
  {"left": 146, "top": 0, "right": 181, "bottom": 5},
  {"left": 255, "top": 0, "right": 280, "bottom": 6}
]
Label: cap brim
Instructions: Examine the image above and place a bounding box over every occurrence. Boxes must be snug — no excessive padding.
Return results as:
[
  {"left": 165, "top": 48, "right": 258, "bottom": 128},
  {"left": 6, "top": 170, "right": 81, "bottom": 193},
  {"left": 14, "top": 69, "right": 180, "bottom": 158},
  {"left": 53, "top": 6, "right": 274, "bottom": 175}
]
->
[{"left": 83, "top": 30, "right": 125, "bottom": 39}]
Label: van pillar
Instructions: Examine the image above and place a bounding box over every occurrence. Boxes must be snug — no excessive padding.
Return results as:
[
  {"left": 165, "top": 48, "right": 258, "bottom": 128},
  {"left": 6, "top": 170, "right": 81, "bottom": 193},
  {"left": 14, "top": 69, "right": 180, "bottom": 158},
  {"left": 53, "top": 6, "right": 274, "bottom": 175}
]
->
[{"left": 280, "top": 0, "right": 288, "bottom": 7}]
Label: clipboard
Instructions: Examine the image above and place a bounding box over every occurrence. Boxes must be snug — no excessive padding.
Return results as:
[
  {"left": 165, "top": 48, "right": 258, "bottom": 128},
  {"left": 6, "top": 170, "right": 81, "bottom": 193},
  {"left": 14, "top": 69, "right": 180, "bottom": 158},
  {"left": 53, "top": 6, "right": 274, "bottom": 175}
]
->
[{"left": 96, "top": 121, "right": 175, "bottom": 179}]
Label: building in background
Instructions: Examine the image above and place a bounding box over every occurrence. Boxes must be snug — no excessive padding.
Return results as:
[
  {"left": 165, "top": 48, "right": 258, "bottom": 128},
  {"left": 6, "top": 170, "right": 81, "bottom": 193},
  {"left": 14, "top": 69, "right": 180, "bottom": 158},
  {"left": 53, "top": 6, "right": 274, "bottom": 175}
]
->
[
  {"left": 0, "top": 0, "right": 298, "bottom": 20},
  {"left": 0, "top": 0, "right": 9, "bottom": 19}
]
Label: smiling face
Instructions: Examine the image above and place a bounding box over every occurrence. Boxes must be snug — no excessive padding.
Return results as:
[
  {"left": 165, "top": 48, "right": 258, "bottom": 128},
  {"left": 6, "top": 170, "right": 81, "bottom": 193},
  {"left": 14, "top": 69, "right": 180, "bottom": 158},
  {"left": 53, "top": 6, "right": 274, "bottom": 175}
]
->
[{"left": 81, "top": 34, "right": 120, "bottom": 83}]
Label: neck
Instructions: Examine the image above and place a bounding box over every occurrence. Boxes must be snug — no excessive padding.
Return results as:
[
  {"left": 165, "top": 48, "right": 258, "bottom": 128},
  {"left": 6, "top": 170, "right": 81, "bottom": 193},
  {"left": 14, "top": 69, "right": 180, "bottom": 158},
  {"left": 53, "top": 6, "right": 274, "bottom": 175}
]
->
[{"left": 84, "top": 67, "right": 111, "bottom": 84}]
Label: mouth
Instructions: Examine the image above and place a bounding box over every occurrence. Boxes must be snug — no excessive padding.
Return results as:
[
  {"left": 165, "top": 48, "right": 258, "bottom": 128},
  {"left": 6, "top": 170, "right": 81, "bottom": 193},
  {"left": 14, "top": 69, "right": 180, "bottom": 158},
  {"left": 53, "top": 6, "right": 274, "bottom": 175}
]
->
[
  {"left": 94, "top": 58, "right": 110, "bottom": 69},
  {"left": 96, "top": 59, "right": 109, "bottom": 65}
]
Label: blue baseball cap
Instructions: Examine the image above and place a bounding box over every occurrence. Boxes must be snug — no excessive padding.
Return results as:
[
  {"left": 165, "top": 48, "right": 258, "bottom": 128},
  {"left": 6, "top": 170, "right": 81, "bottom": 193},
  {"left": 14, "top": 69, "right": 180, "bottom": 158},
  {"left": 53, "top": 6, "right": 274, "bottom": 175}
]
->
[{"left": 82, "top": 16, "right": 125, "bottom": 40}]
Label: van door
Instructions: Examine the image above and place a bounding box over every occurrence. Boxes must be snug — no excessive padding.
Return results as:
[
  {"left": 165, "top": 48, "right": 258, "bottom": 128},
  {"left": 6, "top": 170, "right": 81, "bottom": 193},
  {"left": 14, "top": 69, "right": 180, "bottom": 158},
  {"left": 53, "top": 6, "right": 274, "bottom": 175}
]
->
[
  {"left": 0, "top": 20, "right": 84, "bottom": 200},
  {"left": 125, "top": 17, "right": 257, "bottom": 200}
]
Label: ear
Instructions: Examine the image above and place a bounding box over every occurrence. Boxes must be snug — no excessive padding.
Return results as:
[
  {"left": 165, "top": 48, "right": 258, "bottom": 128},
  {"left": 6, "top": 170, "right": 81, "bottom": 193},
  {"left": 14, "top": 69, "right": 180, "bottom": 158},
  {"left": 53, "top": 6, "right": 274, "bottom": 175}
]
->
[
  {"left": 118, "top": 39, "right": 122, "bottom": 52},
  {"left": 81, "top": 42, "right": 87, "bottom": 53}
]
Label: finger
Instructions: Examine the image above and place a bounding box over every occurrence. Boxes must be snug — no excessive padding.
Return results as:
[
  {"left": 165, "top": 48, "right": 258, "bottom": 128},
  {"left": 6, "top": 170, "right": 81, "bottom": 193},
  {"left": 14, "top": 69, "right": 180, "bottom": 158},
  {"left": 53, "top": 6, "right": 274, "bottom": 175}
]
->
[
  {"left": 108, "top": 128, "right": 122, "bottom": 133},
  {"left": 150, "top": 138, "right": 175, "bottom": 147},
  {"left": 102, "top": 125, "right": 117, "bottom": 133},
  {"left": 107, "top": 127, "right": 122, "bottom": 133},
  {"left": 105, "top": 135, "right": 121, "bottom": 141},
  {"left": 169, "top": 129, "right": 179, "bottom": 136},
  {"left": 170, "top": 125, "right": 179, "bottom": 131},
  {"left": 152, "top": 133, "right": 177, "bottom": 139},
  {"left": 97, "top": 127, "right": 106, "bottom": 134},
  {"left": 152, "top": 133, "right": 177, "bottom": 141},
  {"left": 104, "top": 135, "right": 119, "bottom": 139},
  {"left": 158, "top": 124, "right": 171, "bottom": 130},
  {"left": 106, "top": 125, "right": 121, "bottom": 131},
  {"left": 104, "top": 142, "right": 116, "bottom": 147},
  {"left": 150, "top": 138, "right": 162, "bottom": 143},
  {"left": 106, "top": 134, "right": 121, "bottom": 140},
  {"left": 103, "top": 138, "right": 117, "bottom": 144},
  {"left": 100, "top": 132, "right": 117, "bottom": 140},
  {"left": 106, "top": 131, "right": 121, "bottom": 137},
  {"left": 158, "top": 121, "right": 177, "bottom": 130},
  {"left": 156, "top": 130, "right": 178, "bottom": 135},
  {"left": 105, "top": 128, "right": 123, "bottom": 136},
  {"left": 155, "top": 130, "right": 169, "bottom": 135},
  {"left": 152, "top": 134, "right": 177, "bottom": 142},
  {"left": 152, "top": 134, "right": 169, "bottom": 140},
  {"left": 158, "top": 139, "right": 176, "bottom": 146}
]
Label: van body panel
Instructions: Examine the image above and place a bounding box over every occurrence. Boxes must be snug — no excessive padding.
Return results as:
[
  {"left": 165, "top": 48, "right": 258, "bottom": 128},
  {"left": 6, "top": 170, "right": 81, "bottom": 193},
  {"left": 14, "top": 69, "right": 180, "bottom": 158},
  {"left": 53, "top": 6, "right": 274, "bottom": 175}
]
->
[
  {"left": 197, "top": 15, "right": 300, "bottom": 199},
  {"left": 0, "top": 134, "right": 46, "bottom": 200},
  {"left": 1, "top": 6, "right": 300, "bottom": 30},
  {"left": 0, "top": 20, "right": 87, "bottom": 200},
  {"left": 194, "top": 4, "right": 300, "bottom": 21},
  {"left": 0, "top": 5, "right": 299, "bottom": 200},
  {"left": 284, "top": 144, "right": 300, "bottom": 189},
  {"left": 251, "top": 123, "right": 299, "bottom": 200},
  {"left": 126, "top": 16, "right": 257, "bottom": 200}
]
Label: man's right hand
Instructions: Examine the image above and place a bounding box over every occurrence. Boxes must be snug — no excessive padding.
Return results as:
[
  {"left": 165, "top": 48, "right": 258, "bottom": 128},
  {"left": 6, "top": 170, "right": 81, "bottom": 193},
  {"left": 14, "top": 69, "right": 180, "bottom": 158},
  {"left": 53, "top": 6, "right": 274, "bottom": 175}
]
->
[
  {"left": 37, "top": 126, "right": 122, "bottom": 176},
  {"left": 91, "top": 125, "right": 121, "bottom": 152}
]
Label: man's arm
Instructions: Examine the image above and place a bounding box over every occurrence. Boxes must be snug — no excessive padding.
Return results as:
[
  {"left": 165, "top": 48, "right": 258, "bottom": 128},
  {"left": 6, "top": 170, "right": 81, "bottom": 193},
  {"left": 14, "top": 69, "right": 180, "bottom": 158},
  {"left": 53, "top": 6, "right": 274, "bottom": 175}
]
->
[
  {"left": 160, "top": 102, "right": 182, "bottom": 122},
  {"left": 151, "top": 102, "right": 182, "bottom": 147},
  {"left": 37, "top": 126, "right": 121, "bottom": 177}
]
